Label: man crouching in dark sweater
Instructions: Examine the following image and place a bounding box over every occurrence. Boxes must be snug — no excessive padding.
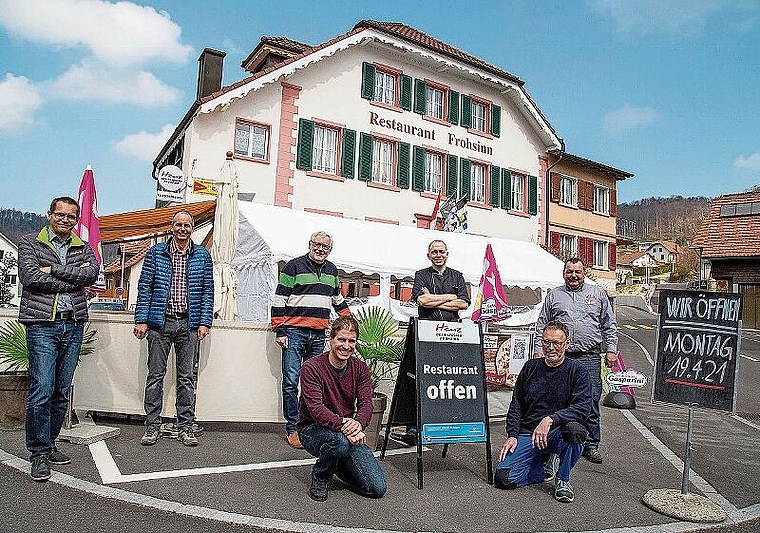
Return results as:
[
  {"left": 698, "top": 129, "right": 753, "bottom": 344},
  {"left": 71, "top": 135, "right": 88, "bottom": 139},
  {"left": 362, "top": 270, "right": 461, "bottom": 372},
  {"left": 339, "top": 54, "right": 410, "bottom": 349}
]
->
[
  {"left": 494, "top": 320, "right": 591, "bottom": 503},
  {"left": 297, "top": 316, "right": 387, "bottom": 502}
]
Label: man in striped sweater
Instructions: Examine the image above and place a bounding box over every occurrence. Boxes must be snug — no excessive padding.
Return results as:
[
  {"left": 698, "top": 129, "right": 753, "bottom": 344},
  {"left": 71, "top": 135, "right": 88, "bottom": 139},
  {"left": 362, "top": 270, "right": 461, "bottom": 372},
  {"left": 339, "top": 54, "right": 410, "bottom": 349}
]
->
[{"left": 271, "top": 231, "right": 350, "bottom": 448}]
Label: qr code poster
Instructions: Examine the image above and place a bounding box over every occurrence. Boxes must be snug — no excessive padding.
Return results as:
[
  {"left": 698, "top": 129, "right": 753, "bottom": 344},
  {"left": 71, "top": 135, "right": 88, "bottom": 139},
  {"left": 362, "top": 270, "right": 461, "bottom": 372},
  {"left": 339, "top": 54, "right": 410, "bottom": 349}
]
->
[{"left": 509, "top": 334, "right": 530, "bottom": 375}]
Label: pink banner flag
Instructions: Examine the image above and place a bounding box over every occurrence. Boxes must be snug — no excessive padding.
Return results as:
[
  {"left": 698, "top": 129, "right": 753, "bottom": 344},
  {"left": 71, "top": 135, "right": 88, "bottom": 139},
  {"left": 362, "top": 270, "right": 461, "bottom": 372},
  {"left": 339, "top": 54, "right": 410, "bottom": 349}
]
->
[
  {"left": 472, "top": 243, "right": 510, "bottom": 322},
  {"left": 73, "top": 166, "right": 105, "bottom": 291}
]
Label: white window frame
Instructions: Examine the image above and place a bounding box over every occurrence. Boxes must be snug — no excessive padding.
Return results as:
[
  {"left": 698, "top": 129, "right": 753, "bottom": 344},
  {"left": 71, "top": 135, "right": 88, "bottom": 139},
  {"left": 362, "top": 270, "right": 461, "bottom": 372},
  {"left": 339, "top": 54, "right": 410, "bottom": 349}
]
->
[
  {"left": 471, "top": 100, "right": 487, "bottom": 132},
  {"left": 372, "top": 138, "right": 395, "bottom": 185},
  {"left": 373, "top": 70, "right": 397, "bottom": 106},
  {"left": 312, "top": 124, "right": 339, "bottom": 174},
  {"left": 594, "top": 241, "right": 608, "bottom": 269},
  {"left": 234, "top": 120, "right": 269, "bottom": 160},
  {"left": 511, "top": 174, "right": 525, "bottom": 211},
  {"left": 560, "top": 176, "right": 577, "bottom": 207},
  {"left": 593, "top": 185, "right": 610, "bottom": 215},
  {"left": 560, "top": 235, "right": 577, "bottom": 259},
  {"left": 426, "top": 86, "right": 444, "bottom": 120},
  {"left": 424, "top": 151, "right": 443, "bottom": 194},
  {"left": 469, "top": 163, "right": 487, "bottom": 204}
]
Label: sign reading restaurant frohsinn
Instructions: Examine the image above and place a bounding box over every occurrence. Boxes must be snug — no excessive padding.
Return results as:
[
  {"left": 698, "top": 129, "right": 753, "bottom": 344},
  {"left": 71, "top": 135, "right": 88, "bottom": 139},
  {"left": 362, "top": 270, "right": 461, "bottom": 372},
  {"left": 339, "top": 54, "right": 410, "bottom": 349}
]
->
[{"left": 653, "top": 289, "right": 742, "bottom": 412}]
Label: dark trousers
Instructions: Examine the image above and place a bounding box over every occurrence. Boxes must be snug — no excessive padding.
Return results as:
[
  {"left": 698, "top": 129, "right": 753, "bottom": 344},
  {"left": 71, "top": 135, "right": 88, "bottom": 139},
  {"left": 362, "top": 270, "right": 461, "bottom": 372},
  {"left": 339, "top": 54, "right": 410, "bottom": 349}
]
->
[{"left": 566, "top": 351, "right": 602, "bottom": 449}]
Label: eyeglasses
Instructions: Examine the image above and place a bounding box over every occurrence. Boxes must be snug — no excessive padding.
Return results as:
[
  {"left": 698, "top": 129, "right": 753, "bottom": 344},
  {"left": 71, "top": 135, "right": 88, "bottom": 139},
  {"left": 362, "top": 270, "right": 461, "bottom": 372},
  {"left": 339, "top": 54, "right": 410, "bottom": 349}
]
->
[
  {"left": 310, "top": 241, "right": 332, "bottom": 251},
  {"left": 173, "top": 222, "right": 193, "bottom": 229},
  {"left": 541, "top": 339, "right": 567, "bottom": 348},
  {"left": 50, "top": 212, "right": 78, "bottom": 222}
]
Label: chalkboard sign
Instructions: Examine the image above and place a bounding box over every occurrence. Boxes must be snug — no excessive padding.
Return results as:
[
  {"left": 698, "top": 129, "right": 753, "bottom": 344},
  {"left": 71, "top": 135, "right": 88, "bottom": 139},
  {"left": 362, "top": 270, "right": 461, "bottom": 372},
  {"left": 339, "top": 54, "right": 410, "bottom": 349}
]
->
[{"left": 653, "top": 289, "right": 742, "bottom": 411}]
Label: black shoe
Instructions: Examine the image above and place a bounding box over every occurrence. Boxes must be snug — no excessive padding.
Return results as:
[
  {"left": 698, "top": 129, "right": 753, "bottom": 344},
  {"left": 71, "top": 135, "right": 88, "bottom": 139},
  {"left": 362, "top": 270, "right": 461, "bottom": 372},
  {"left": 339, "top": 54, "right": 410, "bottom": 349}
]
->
[
  {"left": 178, "top": 428, "right": 199, "bottom": 446},
  {"left": 583, "top": 448, "right": 603, "bottom": 464},
  {"left": 393, "top": 428, "right": 418, "bottom": 447},
  {"left": 30, "top": 456, "right": 51, "bottom": 482},
  {"left": 49, "top": 447, "right": 71, "bottom": 465},
  {"left": 309, "top": 475, "right": 329, "bottom": 502}
]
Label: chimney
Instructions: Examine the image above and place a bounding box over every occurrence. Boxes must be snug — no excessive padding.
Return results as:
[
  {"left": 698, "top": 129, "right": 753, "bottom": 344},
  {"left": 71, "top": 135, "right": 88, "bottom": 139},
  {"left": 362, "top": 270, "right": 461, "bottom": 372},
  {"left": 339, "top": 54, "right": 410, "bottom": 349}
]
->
[{"left": 196, "top": 48, "right": 226, "bottom": 101}]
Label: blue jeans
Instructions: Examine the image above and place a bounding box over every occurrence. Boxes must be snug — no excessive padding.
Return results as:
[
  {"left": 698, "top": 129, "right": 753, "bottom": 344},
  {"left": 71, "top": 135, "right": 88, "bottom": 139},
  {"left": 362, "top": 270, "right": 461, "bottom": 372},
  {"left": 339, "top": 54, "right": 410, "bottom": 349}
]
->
[
  {"left": 144, "top": 317, "right": 199, "bottom": 429},
  {"left": 495, "top": 428, "right": 584, "bottom": 486},
  {"left": 299, "top": 423, "right": 387, "bottom": 498},
  {"left": 25, "top": 320, "right": 84, "bottom": 459},
  {"left": 280, "top": 327, "right": 326, "bottom": 433},
  {"left": 568, "top": 352, "right": 602, "bottom": 449}
]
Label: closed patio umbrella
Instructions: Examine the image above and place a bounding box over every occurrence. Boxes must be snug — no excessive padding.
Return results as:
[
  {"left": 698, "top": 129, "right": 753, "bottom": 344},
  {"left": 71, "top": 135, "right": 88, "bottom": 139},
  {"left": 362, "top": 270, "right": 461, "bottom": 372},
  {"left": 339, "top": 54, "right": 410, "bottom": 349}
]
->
[{"left": 212, "top": 151, "right": 239, "bottom": 320}]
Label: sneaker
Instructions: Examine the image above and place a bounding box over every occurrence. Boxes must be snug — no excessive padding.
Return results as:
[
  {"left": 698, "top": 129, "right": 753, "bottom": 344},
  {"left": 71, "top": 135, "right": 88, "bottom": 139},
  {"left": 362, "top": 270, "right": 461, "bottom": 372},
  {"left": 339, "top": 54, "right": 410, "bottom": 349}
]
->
[
  {"left": 140, "top": 426, "right": 162, "bottom": 446},
  {"left": 308, "top": 475, "right": 329, "bottom": 502},
  {"left": 30, "top": 456, "right": 51, "bottom": 482},
  {"left": 49, "top": 447, "right": 71, "bottom": 465},
  {"left": 555, "top": 479, "right": 575, "bottom": 503},
  {"left": 161, "top": 422, "right": 204, "bottom": 438},
  {"left": 287, "top": 432, "right": 303, "bottom": 449},
  {"left": 395, "top": 428, "right": 418, "bottom": 447},
  {"left": 583, "top": 448, "right": 603, "bottom": 464},
  {"left": 544, "top": 453, "right": 558, "bottom": 483},
  {"left": 178, "top": 428, "right": 199, "bottom": 447}
]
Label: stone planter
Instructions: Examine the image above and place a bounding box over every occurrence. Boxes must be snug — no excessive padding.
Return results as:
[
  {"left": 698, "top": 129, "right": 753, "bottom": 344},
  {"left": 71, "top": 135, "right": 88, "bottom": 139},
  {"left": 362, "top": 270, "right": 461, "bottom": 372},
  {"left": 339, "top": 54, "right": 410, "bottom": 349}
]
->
[
  {"left": 0, "top": 372, "right": 29, "bottom": 430},
  {"left": 365, "top": 392, "right": 388, "bottom": 451}
]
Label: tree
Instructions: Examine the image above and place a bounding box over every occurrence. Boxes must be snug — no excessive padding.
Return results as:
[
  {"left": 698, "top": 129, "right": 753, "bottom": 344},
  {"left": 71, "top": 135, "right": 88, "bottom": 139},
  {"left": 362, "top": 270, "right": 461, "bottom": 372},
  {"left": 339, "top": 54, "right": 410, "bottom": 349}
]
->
[{"left": 0, "top": 252, "right": 17, "bottom": 306}]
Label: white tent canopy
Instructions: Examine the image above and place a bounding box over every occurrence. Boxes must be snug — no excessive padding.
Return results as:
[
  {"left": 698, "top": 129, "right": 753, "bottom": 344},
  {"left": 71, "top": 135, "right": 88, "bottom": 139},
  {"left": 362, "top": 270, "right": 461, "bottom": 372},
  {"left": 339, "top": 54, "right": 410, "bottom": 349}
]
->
[{"left": 233, "top": 202, "right": 565, "bottom": 322}]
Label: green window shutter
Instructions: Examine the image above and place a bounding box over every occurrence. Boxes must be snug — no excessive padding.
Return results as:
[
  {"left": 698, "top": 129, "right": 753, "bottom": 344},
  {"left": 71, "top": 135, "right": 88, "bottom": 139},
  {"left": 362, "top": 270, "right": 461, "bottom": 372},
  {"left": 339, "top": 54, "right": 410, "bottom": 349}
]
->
[
  {"left": 361, "top": 62, "right": 375, "bottom": 100},
  {"left": 491, "top": 104, "right": 501, "bottom": 137},
  {"left": 340, "top": 128, "right": 356, "bottom": 178},
  {"left": 357, "top": 133, "right": 373, "bottom": 181},
  {"left": 398, "top": 142, "right": 411, "bottom": 189},
  {"left": 489, "top": 165, "right": 500, "bottom": 207},
  {"left": 460, "top": 158, "right": 471, "bottom": 201},
  {"left": 460, "top": 94, "right": 472, "bottom": 128},
  {"left": 501, "top": 169, "right": 512, "bottom": 209},
  {"left": 296, "top": 118, "right": 314, "bottom": 171},
  {"left": 446, "top": 154, "right": 458, "bottom": 197},
  {"left": 528, "top": 175, "right": 538, "bottom": 215},
  {"left": 412, "top": 145, "right": 425, "bottom": 191},
  {"left": 448, "top": 89, "right": 459, "bottom": 125},
  {"left": 413, "top": 79, "right": 427, "bottom": 114},
  {"left": 400, "top": 75, "right": 412, "bottom": 110}
]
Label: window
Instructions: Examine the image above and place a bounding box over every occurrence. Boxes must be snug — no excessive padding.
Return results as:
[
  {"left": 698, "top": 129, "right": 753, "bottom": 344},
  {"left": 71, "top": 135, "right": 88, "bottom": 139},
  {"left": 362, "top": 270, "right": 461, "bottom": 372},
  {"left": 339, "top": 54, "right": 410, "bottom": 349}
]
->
[
  {"left": 511, "top": 174, "right": 525, "bottom": 211},
  {"left": 312, "top": 124, "right": 339, "bottom": 174},
  {"left": 0, "top": 250, "right": 4, "bottom": 259},
  {"left": 594, "top": 241, "right": 608, "bottom": 269},
  {"left": 426, "top": 85, "right": 445, "bottom": 120},
  {"left": 560, "top": 235, "right": 577, "bottom": 259},
  {"left": 470, "top": 163, "right": 487, "bottom": 203},
  {"left": 560, "top": 176, "right": 577, "bottom": 207},
  {"left": 372, "top": 138, "right": 395, "bottom": 185},
  {"left": 471, "top": 100, "right": 488, "bottom": 132},
  {"left": 5, "top": 274, "right": 17, "bottom": 285},
  {"left": 234, "top": 120, "right": 269, "bottom": 160},
  {"left": 424, "top": 151, "right": 443, "bottom": 193},
  {"left": 374, "top": 70, "right": 397, "bottom": 105},
  {"left": 594, "top": 185, "right": 610, "bottom": 215}
]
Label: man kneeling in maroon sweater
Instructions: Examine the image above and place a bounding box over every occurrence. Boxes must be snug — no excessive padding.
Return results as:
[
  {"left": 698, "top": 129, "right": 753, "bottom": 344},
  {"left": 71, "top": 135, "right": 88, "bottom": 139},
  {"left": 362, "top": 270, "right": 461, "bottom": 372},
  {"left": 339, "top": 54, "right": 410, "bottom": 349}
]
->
[{"left": 297, "top": 316, "right": 387, "bottom": 502}]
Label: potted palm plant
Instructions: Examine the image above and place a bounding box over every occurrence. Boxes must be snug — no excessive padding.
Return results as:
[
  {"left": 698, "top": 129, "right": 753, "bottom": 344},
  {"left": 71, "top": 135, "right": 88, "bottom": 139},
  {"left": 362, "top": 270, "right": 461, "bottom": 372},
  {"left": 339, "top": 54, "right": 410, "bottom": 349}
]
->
[
  {"left": 0, "top": 319, "right": 96, "bottom": 429},
  {"left": 353, "top": 306, "right": 404, "bottom": 450}
]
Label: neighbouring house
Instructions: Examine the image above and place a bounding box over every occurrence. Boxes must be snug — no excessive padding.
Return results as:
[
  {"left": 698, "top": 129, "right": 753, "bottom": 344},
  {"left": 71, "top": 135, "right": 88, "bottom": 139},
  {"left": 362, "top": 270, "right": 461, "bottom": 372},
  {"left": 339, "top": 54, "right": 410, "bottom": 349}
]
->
[
  {"left": 615, "top": 249, "right": 660, "bottom": 284},
  {"left": 152, "top": 20, "right": 631, "bottom": 253},
  {"left": 637, "top": 240, "right": 680, "bottom": 265},
  {"left": 546, "top": 152, "right": 634, "bottom": 296},
  {"left": 0, "top": 231, "right": 20, "bottom": 307},
  {"left": 692, "top": 190, "right": 760, "bottom": 328}
]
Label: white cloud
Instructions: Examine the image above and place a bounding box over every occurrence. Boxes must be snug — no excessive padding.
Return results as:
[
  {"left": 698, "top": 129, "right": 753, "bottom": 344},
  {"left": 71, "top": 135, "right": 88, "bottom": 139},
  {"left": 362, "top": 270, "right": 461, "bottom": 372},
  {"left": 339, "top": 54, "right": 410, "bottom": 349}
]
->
[
  {"left": 0, "top": 73, "right": 43, "bottom": 134},
  {"left": 114, "top": 123, "right": 175, "bottom": 162},
  {"left": 0, "top": 0, "right": 192, "bottom": 66},
  {"left": 47, "top": 61, "right": 181, "bottom": 106},
  {"left": 603, "top": 104, "right": 658, "bottom": 134},
  {"left": 734, "top": 153, "right": 760, "bottom": 171},
  {"left": 588, "top": 0, "right": 728, "bottom": 36}
]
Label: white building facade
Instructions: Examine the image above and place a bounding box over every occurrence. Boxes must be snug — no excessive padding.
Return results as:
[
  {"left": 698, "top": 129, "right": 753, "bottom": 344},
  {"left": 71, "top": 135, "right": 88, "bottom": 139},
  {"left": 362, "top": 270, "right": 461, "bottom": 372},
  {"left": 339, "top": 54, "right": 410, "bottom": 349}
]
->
[
  {"left": 155, "top": 21, "right": 563, "bottom": 243},
  {"left": 0, "top": 231, "right": 20, "bottom": 307}
]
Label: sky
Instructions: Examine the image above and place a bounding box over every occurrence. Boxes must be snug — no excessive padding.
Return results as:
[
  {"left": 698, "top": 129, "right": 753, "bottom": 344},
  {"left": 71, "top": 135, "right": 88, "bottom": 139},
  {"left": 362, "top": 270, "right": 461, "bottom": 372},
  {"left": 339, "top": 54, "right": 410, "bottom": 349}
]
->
[{"left": 1, "top": 0, "right": 759, "bottom": 215}]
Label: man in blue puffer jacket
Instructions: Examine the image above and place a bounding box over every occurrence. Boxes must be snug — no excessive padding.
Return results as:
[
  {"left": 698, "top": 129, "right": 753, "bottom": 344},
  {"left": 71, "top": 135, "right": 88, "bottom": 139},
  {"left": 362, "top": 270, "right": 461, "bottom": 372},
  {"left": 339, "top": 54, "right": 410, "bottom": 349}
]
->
[{"left": 133, "top": 210, "right": 213, "bottom": 447}]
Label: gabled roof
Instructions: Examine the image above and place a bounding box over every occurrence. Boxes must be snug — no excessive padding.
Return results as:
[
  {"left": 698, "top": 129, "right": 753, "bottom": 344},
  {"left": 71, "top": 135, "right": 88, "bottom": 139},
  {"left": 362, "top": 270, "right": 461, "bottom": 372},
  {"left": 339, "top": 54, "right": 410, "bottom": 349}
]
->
[
  {"left": 692, "top": 191, "right": 760, "bottom": 258},
  {"left": 550, "top": 151, "right": 633, "bottom": 180},
  {"left": 103, "top": 239, "right": 151, "bottom": 274},
  {"left": 0, "top": 230, "right": 17, "bottom": 251},
  {"left": 616, "top": 250, "right": 658, "bottom": 267},
  {"left": 99, "top": 201, "right": 216, "bottom": 243},
  {"left": 240, "top": 36, "right": 314, "bottom": 73}
]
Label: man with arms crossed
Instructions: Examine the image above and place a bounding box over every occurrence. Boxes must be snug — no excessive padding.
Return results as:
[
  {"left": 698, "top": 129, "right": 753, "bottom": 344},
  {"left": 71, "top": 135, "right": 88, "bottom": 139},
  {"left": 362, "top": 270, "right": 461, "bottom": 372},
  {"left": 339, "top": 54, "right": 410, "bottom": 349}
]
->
[
  {"left": 495, "top": 320, "right": 591, "bottom": 503},
  {"left": 271, "top": 231, "right": 350, "bottom": 448},
  {"left": 133, "top": 211, "right": 214, "bottom": 447},
  {"left": 298, "top": 316, "right": 387, "bottom": 502},
  {"left": 535, "top": 257, "right": 617, "bottom": 465},
  {"left": 18, "top": 196, "right": 99, "bottom": 481}
]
